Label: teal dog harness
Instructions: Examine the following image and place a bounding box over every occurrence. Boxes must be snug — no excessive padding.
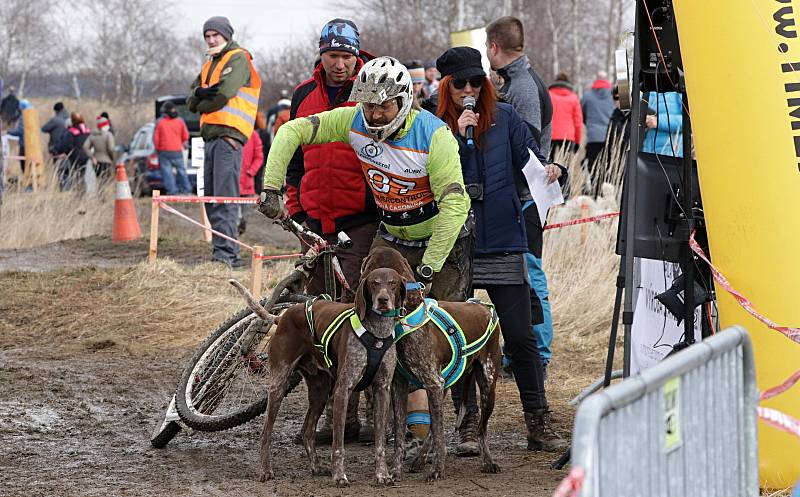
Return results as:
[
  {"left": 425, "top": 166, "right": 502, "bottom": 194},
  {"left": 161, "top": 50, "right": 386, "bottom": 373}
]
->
[{"left": 393, "top": 298, "right": 499, "bottom": 390}]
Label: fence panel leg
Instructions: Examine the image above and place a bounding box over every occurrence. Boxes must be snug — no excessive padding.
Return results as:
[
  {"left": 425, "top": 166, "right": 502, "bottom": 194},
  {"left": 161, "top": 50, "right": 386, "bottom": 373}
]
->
[
  {"left": 148, "top": 190, "right": 161, "bottom": 264},
  {"left": 200, "top": 203, "right": 212, "bottom": 242},
  {"left": 251, "top": 246, "right": 264, "bottom": 299}
]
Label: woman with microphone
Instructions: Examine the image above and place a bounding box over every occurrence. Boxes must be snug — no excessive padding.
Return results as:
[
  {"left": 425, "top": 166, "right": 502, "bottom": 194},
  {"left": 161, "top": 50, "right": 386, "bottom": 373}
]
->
[{"left": 434, "top": 46, "right": 566, "bottom": 455}]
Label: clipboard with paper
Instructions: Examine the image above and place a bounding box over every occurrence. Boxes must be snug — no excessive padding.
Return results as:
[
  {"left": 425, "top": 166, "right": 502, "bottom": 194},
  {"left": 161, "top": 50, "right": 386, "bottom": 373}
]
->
[{"left": 520, "top": 149, "right": 564, "bottom": 223}]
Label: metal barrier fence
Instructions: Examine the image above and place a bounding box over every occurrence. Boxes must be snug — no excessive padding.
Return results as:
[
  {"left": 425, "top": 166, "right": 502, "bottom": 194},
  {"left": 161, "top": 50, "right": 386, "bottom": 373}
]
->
[{"left": 570, "top": 326, "right": 758, "bottom": 497}]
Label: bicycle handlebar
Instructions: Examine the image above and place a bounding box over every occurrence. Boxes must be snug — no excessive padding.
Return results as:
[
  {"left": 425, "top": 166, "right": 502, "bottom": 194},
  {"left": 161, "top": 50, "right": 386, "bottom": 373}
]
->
[{"left": 277, "top": 218, "right": 352, "bottom": 251}]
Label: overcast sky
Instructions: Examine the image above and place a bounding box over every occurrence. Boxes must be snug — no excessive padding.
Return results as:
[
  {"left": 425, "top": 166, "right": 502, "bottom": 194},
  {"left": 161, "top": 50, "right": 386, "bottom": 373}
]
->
[{"left": 175, "top": 1, "right": 343, "bottom": 53}]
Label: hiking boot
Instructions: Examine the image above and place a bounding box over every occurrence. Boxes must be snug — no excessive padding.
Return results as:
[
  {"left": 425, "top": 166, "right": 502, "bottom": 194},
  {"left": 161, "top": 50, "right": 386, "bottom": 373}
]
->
[
  {"left": 454, "top": 410, "right": 480, "bottom": 457},
  {"left": 525, "top": 408, "right": 568, "bottom": 452}
]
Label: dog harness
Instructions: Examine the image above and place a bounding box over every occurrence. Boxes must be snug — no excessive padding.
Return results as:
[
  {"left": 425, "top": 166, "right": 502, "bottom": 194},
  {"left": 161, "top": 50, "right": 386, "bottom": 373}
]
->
[
  {"left": 304, "top": 296, "right": 396, "bottom": 392},
  {"left": 393, "top": 298, "right": 499, "bottom": 390}
]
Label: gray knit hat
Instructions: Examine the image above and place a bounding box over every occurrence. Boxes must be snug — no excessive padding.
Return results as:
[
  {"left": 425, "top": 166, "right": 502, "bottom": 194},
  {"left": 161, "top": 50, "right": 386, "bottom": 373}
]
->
[{"left": 203, "top": 16, "right": 234, "bottom": 41}]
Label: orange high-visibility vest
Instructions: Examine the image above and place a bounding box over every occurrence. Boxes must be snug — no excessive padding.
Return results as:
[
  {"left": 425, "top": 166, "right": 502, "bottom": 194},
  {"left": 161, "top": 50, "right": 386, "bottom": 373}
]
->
[{"left": 199, "top": 48, "right": 262, "bottom": 137}]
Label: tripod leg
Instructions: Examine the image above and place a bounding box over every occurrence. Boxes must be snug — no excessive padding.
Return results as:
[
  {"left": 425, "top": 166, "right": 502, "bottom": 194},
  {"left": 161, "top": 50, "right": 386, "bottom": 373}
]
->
[{"left": 604, "top": 256, "right": 626, "bottom": 387}]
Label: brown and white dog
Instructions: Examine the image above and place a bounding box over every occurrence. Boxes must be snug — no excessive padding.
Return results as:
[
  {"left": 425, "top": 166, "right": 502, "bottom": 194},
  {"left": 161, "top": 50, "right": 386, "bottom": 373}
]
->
[
  {"left": 359, "top": 247, "right": 503, "bottom": 482},
  {"left": 240, "top": 267, "right": 405, "bottom": 486}
]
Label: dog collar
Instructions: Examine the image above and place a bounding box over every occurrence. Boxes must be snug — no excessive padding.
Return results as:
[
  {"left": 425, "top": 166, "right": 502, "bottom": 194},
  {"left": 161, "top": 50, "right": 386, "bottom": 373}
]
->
[{"left": 374, "top": 308, "right": 405, "bottom": 318}]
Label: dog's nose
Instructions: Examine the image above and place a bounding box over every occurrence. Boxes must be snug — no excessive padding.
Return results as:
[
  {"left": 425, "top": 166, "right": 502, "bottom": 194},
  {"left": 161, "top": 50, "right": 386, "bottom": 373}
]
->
[{"left": 377, "top": 296, "right": 389, "bottom": 306}]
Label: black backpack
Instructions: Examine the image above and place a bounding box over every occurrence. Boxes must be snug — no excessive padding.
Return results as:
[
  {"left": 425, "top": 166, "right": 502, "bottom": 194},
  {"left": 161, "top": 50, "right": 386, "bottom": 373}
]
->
[{"left": 0, "top": 94, "right": 20, "bottom": 125}]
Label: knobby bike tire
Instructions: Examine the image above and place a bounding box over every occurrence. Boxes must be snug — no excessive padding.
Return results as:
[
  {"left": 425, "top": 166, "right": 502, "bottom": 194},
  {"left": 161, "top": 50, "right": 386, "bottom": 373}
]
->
[
  {"left": 150, "top": 419, "right": 181, "bottom": 448},
  {"left": 174, "top": 293, "right": 309, "bottom": 432}
]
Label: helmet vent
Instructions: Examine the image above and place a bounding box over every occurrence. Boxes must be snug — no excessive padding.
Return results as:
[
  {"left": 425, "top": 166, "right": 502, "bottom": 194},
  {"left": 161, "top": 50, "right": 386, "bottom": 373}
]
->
[{"left": 378, "top": 74, "right": 388, "bottom": 84}]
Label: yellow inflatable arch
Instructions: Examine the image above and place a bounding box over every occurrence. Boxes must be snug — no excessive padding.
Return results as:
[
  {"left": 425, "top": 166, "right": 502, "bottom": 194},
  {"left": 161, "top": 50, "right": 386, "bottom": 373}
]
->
[{"left": 673, "top": 0, "right": 800, "bottom": 488}]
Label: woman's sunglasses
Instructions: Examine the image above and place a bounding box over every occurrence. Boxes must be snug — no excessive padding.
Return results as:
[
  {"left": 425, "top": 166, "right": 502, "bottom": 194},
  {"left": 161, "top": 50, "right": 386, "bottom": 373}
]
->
[{"left": 452, "top": 76, "right": 485, "bottom": 90}]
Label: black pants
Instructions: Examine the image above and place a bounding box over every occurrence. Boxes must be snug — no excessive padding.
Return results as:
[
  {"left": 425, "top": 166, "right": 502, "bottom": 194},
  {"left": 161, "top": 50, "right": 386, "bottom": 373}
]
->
[
  {"left": 451, "top": 283, "right": 547, "bottom": 414},
  {"left": 550, "top": 139, "right": 578, "bottom": 162}
]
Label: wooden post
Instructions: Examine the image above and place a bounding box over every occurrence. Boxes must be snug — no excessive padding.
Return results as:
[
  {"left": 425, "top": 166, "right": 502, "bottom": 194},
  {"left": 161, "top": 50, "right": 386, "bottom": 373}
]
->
[
  {"left": 580, "top": 201, "right": 590, "bottom": 244},
  {"left": 200, "top": 203, "right": 212, "bottom": 242},
  {"left": 22, "top": 107, "right": 43, "bottom": 191},
  {"left": 251, "top": 246, "right": 264, "bottom": 299},
  {"left": 148, "top": 190, "right": 161, "bottom": 264}
]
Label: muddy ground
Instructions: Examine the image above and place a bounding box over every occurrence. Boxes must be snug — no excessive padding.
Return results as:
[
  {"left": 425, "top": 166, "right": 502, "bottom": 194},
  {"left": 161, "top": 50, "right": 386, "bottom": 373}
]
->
[{"left": 0, "top": 233, "right": 602, "bottom": 497}]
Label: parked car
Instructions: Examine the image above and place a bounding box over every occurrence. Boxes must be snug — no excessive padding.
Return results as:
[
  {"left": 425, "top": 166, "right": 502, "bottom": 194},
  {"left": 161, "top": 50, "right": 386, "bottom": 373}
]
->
[{"left": 122, "top": 95, "right": 200, "bottom": 196}]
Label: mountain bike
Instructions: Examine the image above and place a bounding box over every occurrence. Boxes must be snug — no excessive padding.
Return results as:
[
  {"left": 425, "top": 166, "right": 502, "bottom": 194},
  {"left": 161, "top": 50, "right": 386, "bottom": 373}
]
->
[{"left": 150, "top": 217, "right": 352, "bottom": 447}]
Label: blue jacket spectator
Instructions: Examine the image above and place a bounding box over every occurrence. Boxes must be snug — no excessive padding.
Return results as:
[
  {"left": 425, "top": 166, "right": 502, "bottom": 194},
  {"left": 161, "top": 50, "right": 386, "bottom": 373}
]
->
[{"left": 641, "top": 91, "right": 683, "bottom": 157}]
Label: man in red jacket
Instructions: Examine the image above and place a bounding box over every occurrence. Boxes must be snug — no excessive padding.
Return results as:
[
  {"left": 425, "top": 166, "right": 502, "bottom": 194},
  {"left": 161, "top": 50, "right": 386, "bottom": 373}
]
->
[
  {"left": 282, "top": 17, "right": 377, "bottom": 444},
  {"left": 548, "top": 73, "right": 583, "bottom": 161},
  {"left": 154, "top": 101, "right": 191, "bottom": 194}
]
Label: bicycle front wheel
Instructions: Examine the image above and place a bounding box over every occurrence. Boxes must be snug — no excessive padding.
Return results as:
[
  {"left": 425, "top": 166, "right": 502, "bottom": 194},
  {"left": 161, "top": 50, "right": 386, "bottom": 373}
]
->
[{"left": 174, "top": 294, "right": 308, "bottom": 431}]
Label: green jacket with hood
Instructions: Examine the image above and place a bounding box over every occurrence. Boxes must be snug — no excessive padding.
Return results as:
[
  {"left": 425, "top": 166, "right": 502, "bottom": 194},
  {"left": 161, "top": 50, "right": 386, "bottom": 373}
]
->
[{"left": 263, "top": 106, "right": 469, "bottom": 272}]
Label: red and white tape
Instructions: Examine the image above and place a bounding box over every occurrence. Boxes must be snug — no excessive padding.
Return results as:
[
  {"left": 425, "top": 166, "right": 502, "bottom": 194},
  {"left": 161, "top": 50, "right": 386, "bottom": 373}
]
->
[
  {"left": 159, "top": 203, "right": 301, "bottom": 261},
  {"left": 761, "top": 369, "right": 800, "bottom": 401},
  {"left": 758, "top": 406, "right": 800, "bottom": 439},
  {"left": 552, "top": 466, "right": 584, "bottom": 497},
  {"left": 544, "top": 212, "right": 620, "bottom": 231},
  {"left": 155, "top": 195, "right": 258, "bottom": 205},
  {"left": 689, "top": 231, "right": 800, "bottom": 345}
]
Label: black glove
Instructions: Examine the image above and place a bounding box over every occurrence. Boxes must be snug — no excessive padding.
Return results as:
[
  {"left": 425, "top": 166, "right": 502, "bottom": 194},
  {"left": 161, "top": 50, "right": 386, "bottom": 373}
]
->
[
  {"left": 257, "top": 190, "right": 286, "bottom": 220},
  {"left": 415, "top": 264, "right": 434, "bottom": 285},
  {"left": 194, "top": 83, "right": 220, "bottom": 100}
]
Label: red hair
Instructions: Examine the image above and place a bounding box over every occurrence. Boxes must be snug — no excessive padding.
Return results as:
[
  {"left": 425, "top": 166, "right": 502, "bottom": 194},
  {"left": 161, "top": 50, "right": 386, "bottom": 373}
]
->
[{"left": 436, "top": 75, "right": 497, "bottom": 147}]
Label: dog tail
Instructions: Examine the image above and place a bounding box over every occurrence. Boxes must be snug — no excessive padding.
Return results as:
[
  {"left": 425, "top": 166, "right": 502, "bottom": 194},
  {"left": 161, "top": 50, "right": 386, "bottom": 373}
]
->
[{"left": 228, "top": 279, "right": 278, "bottom": 327}]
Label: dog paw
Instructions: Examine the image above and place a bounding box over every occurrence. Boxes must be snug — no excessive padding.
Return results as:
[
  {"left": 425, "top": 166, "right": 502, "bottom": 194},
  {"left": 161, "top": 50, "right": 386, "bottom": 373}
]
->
[
  {"left": 425, "top": 469, "right": 443, "bottom": 482},
  {"left": 481, "top": 461, "right": 501, "bottom": 474},
  {"left": 257, "top": 469, "right": 274, "bottom": 482},
  {"left": 375, "top": 474, "right": 394, "bottom": 486},
  {"left": 334, "top": 474, "right": 349, "bottom": 487}
]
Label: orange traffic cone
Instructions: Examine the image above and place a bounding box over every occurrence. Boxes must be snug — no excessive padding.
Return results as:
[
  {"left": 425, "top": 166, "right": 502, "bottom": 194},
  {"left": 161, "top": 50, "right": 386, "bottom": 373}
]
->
[{"left": 112, "top": 163, "right": 142, "bottom": 243}]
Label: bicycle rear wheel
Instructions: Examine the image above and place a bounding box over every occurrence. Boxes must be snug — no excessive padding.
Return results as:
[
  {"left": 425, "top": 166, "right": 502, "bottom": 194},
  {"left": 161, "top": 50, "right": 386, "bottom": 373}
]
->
[{"left": 174, "top": 293, "right": 309, "bottom": 431}]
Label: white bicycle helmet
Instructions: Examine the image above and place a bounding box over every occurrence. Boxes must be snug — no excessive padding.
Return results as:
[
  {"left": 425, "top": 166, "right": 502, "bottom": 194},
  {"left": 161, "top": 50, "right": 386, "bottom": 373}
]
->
[{"left": 349, "top": 56, "right": 413, "bottom": 142}]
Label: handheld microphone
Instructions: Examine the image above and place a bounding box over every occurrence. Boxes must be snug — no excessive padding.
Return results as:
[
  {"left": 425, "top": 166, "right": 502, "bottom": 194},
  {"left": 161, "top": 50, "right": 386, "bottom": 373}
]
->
[{"left": 463, "top": 96, "right": 476, "bottom": 147}]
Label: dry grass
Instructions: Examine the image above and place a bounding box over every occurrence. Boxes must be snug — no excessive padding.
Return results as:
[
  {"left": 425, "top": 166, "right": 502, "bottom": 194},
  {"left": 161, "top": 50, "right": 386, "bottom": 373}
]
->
[
  {"left": 0, "top": 258, "right": 294, "bottom": 357},
  {"left": 0, "top": 166, "right": 116, "bottom": 250}
]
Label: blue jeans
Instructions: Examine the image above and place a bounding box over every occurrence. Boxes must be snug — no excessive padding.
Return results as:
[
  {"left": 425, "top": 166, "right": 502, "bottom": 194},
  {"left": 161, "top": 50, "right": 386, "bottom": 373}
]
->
[{"left": 157, "top": 151, "right": 190, "bottom": 194}]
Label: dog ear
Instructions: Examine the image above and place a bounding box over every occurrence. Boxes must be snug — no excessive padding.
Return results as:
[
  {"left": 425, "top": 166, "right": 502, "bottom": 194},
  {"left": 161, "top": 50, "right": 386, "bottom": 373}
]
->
[
  {"left": 398, "top": 272, "right": 407, "bottom": 309},
  {"left": 355, "top": 277, "right": 371, "bottom": 321},
  {"left": 360, "top": 253, "right": 372, "bottom": 277}
]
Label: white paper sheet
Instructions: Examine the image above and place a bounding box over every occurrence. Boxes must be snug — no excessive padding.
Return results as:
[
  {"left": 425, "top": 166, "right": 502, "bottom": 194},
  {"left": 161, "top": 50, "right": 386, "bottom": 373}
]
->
[{"left": 520, "top": 149, "right": 564, "bottom": 224}]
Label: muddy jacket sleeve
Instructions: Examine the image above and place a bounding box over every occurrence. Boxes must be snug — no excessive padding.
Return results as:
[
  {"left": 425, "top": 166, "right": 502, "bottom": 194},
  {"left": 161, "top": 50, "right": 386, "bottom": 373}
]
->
[
  {"left": 262, "top": 106, "right": 356, "bottom": 191},
  {"left": 422, "top": 126, "right": 470, "bottom": 271}
]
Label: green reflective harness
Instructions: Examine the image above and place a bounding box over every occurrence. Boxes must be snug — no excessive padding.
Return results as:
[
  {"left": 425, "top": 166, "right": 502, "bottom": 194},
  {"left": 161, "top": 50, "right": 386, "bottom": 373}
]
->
[
  {"left": 305, "top": 296, "right": 395, "bottom": 392},
  {"left": 393, "top": 298, "right": 499, "bottom": 390}
]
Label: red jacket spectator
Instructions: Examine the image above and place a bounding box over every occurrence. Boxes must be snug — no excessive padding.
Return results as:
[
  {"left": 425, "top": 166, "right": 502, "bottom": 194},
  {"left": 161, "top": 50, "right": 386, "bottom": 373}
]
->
[
  {"left": 284, "top": 52, "right": 378, "bottom": 234},
  {"left": 239, "top": 131, "right": 264, "bottom": 195},
  {"left": 153, "top": 115, "right": 189, "bottom": 152},
  {"left": 548, "top": 80, "right": 583, "bottom": 144}
]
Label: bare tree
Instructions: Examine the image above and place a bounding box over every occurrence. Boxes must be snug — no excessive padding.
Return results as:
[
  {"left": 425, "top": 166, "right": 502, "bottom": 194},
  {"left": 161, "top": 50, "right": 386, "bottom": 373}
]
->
[{"left": 0, "top": 0, "right": 54, "bottom": 96}]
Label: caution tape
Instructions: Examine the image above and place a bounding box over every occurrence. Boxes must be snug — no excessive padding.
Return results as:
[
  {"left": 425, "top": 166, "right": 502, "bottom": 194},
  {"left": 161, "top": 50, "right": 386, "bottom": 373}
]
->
[
  {"left": 758, "top": 406, "right": 800, "bottom": 439},
  {"left": 159, "top": 203, "right": 301, "bottom": 261},
  {"left": 688, "top": 231, "right": 800, "bottom": 345},
  {"left": 544, "top": 212, "right": 620, "bottom": 231},
  {"left": 552, "top": 466, "right": 584, "bottom": 497},
  {"left": 155, "top": 195, "right": 258, "bottom": 205},
  {"left": 761, "top": 369, "right": 800, "bottom": 401}
]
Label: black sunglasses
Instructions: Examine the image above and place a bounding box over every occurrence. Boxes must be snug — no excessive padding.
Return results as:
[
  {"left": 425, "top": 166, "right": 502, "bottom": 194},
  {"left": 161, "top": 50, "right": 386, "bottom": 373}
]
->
[{"left": 452, "top": 76, "right": 485, "bottom": 90}]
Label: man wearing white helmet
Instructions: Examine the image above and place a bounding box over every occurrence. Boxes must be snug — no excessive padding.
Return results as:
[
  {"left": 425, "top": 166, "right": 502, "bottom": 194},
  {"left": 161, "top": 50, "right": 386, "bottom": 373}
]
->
[{"left": 260, "top": 56, "right": 471, "bottom": 300}]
